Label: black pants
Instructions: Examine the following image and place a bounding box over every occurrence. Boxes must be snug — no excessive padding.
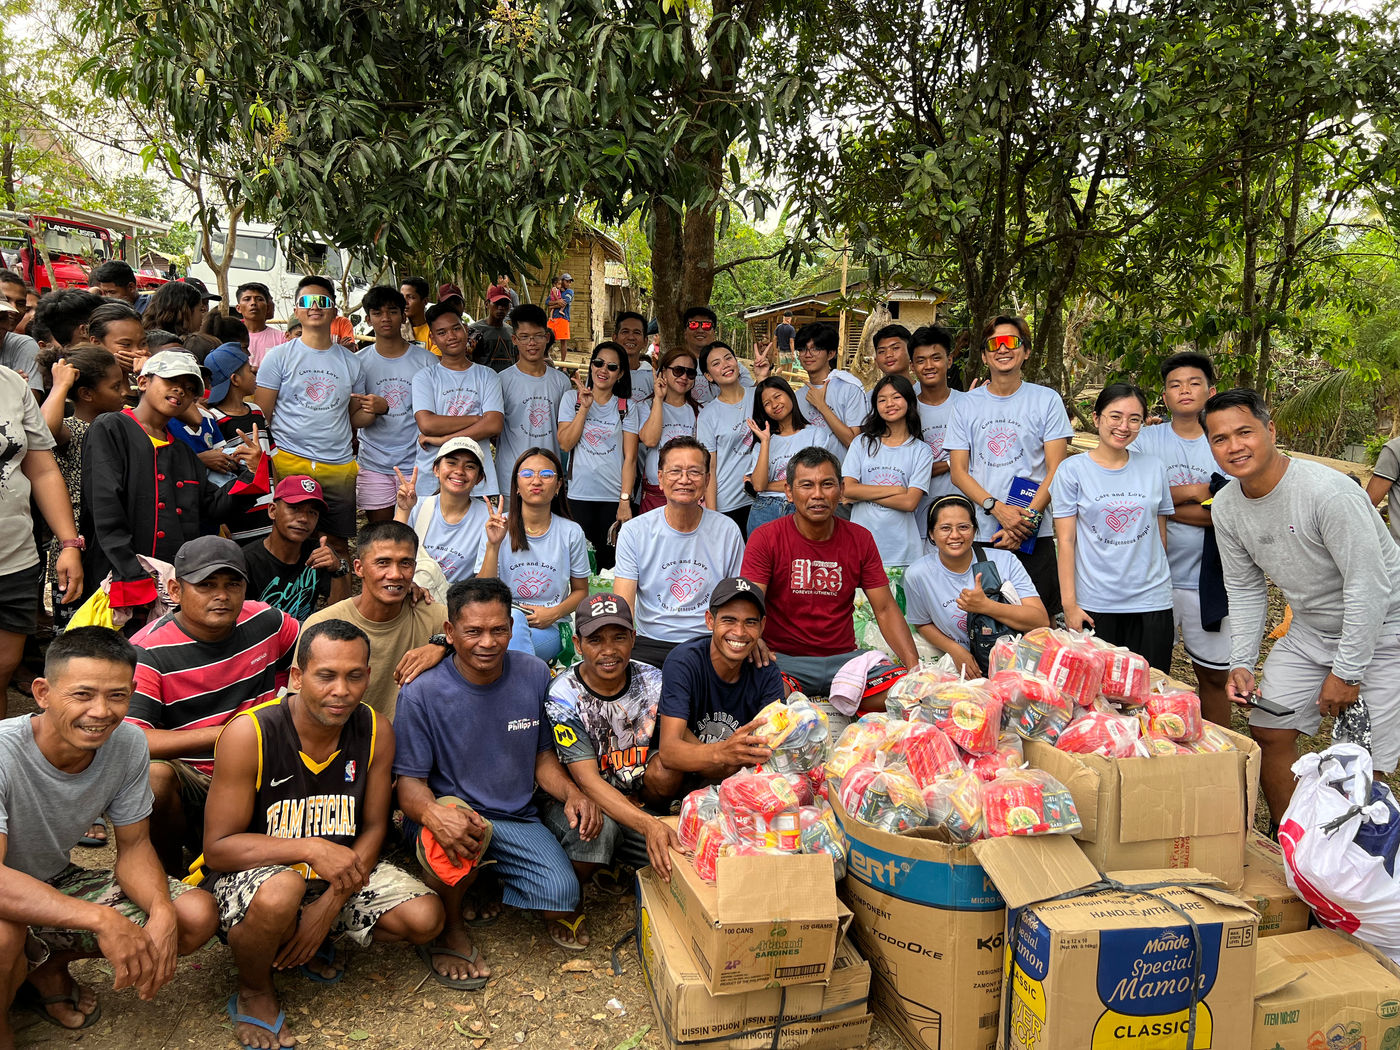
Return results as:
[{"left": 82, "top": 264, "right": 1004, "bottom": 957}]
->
[
  {"left": 569, "top": 498, "right": 620, "bottom": 571},
  {"left": 632, "top": 635, "right": 691, "bottom": 669},
  {"left": 721, "top": 506, "right": 750, "bottom": 540},
  {"left": 1013, "top": 536, "right": 1062, "bottom": 618},
  {"left": 1084, "top": 608, "right": 1175, "bottom": 672}
]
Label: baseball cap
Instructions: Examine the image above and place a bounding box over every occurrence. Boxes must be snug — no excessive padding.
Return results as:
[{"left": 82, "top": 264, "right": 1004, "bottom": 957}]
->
[
  {"left": 173, "top": 535, "right": 247, "bottom": 582},
  {"left": 139, "top": 349, "right": 203, "bottom": 384},
  {"left": 0, "top": 297, "right": 20, "bottom": 317},
  {"left": 560, "top": 272, "right": 573, "bottom": 281},
  {"left": 486, "top": 287, "right": 512, "bottom": 304},
  {"left": 179, "top": 276, "right": 222, "bottom": 301},
  {"left": 204, "top": 342, "right": 249, "bottom": 403},
  {"left": 434, "top": 435, "right": 485, "bottom": 468},
  {"left": 709, "top": 576, "right": 766, "bottom": 616},
  {"left": 415, "top": 797, "right": 495, "bottom": 886},
  {"left": 438, "top": 282, "right": 465, "bottom": 302},
  {"left": 574, "top": 592, "right": 634, "bottom": 637},
  {"left": 274, "top": 475, "right": 327, "bottom": 508}
]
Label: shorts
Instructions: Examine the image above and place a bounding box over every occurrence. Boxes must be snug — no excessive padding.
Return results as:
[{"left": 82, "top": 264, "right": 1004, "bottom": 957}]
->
[
  {"left": 548, "top": 318, "right": 571, "bottom": 342},
  {"left": 271, "top": 449, "right": 358, "bottom": 538},
  {"left": 356, "top": 467, "right": 400, "bottom": 512},
  {"left": 1251, "top": 621, "right": 1400, "bottom": 771},
  {"left": 207, "top": 861, "right": 432, "bottom": 947},
  {"left": 28, "top": 864, "right": 198, "bottom": 960},
  {"left": 540, "top": 799, "right": 651, "bottom": 870},
  {"left": 1172, "top": 587, "right": 1231, "bottom": 671},
  {"left": 632, "top": 636, "right": 691, "bottom": 669},
  {"left": 0, "top": 559, "right": 42, "bottom": 635},
  {"left": 405, "top": 813, "right": 579, "bottom": 912},
  {"left": 154, "top": 759, "right": 213, "bottom": 846},
  {"left": 1081, "top": 608, "right": 1175, "bottom": 673}
]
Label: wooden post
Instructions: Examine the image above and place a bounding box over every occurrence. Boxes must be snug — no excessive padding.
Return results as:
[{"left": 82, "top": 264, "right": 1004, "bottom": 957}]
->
[{"left": 837, "top": 237, "right": 851, "bottom": 369}]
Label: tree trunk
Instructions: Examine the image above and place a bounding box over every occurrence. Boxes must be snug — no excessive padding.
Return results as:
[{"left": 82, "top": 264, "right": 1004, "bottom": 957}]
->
[
  {"left": 650, "top": 197, "right": 686, "bottom": 351},
  {"left": 0, "top": 140, "right": 13, "bottom": 209}
]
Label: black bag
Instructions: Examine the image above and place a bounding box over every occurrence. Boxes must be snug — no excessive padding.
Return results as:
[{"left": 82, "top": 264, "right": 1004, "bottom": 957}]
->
[{"left": 966, "top": 543, "right": 1018, "bottom": 675}]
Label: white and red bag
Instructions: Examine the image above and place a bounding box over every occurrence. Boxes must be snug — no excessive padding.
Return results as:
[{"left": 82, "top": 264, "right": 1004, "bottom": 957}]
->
[{"left": 1279, "top": 743, "right": 1400, "bottom": 961}]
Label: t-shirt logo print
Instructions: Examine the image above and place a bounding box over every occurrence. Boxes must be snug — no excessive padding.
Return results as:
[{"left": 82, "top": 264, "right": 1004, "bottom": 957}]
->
[
  {"left": 527, "top": 400, "right": 550, "bottom": 430},
  {"left": 666, "top": 569, "right": 705, "bottom": 606},
  {"left": 1101, "top": 505, "right": 1144, "bottom": 534},
  {"left": 382, "top": 381, "right": 410, "bottom": 409},
  {"left": 984, "top": 427, "right": 1020, "bottom": 458},
  {"left": 514, "top": 571, "right": 552, "bottom": 600},
  {"left": 926, "top": 430, "right": 945, "bottom": 458},
  {"left": 583, "top": 423, "right": 613, "bottom": 449},
  {"left": 445, "top": 392, "right": 478, "bottom": 416},
  {"left": 304, "top": 379, "right": 335, "bottom": 403}
]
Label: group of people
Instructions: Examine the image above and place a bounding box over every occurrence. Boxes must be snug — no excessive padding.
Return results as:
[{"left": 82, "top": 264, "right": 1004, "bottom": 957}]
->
[{"left": 2, "top": 264, "right": 1400, "bottom": 1048}]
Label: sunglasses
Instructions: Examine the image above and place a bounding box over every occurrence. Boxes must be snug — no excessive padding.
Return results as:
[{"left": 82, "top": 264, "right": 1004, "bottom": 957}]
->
[
  {"left": 591, "top": 359, "right": 621, "bottom": 372},
  {"left": 518, "top": 468, "right": 558, "bottom": 479},
  {"left": 668, "top": 365, "right": 698, "bottom": 379},
  {"left": 297, "top": 294, "right": 335, "bottom": 309},
  {"left": 986, "top": 334, "right": 1023, "bottom": 351},
  {"left": 686, "top": 319, "right": 715, "bottom": 331}
]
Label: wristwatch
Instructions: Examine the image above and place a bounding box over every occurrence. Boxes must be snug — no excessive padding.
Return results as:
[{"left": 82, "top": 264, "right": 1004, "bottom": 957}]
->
[
  {"left": 330, "top": 559, "right": 350, "bottom": 578},
  {"left": 59, "top": 536, "right": 86, "bottom": 551},
  {"left": 429, "top": 632, "right": 453, "bottom": 650},
  {"left": 1337, "top": 676, "right": 1364, "bottom": 687},
  {"left": 981, "top": 497, "right": 997, "bottom": 513}
]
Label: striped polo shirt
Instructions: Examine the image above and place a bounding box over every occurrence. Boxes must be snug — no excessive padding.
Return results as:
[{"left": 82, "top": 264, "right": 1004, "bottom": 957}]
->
[{"left": 127, "top": 600, "right": 300, "bottom": 774}]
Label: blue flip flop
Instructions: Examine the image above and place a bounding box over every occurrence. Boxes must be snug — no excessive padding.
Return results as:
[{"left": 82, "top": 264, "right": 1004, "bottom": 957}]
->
[
  {"left": 226, "top": 993, "right": 286, "bottom": 1049},
  {"left": 297, "top": 938, "right": 345, "bottom": 984}
]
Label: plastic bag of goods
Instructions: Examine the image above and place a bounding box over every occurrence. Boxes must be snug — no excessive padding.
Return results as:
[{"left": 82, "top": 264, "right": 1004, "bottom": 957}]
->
[
  {"left": 989, "top": 633, "right": 1020, "bottom": 675},
  {"left": 1095, "top": 642, "right": 1151, "bottom": 705},
  {"left": 1141, "top": 731, "right": 1191, "bottom": 757},
  {"left": 1015, "top": 627, "right": 1059, "bottom": 674},
  {"left": 838, "top": 763, "right": 928, "bottom": 834},
  {"left": 982, "top": 769, "right": 1082, "bottom": 837},
  {"left": 1055, "top": 709, "right": 1143, "bottom": 758},
  {"left": 931, "top": 681, "right": 1003, "bottom": 755},
  {"left": 967, "top": 730, "right": 1025, "bottom": 781},
  {"left": 805, "top": 764, "right": 828, "bottom": 800},
  {"left": 877, "top": 721, "right": 963, "bottom": 786},
  {"left": 922, "top": 768, "right": 985, "bottom": 843},
  {"left": 781, "top": 770, "right": 815, "bottom": 806},
  {"left": 799, "top": 804, "right": 848, "bottom": 879},
  {"left": 717, "top": 769, "right": 802, "bottom": 852},
  {"left": 885, "top": 664, "right": 955, "bottom": 720},
  {"left": 677, "top": 786, "right": 720, "bottom": 851},
  {"left": 989, "top": 670, "right": 1064, "bottom": 727},
  {"left": 751, "top": 696, "right": 831, "bottom": 773},
  {"left": 693, "top": 817, "right": 728, "bottom": 883},
  {"left": 1279, "top": 744, "right": 1400, "bottom": 962},
  {"left": 826, "top": 715, "right": 892, "bottom": 782},
  {"left": 1144, "top": 688, "right": 1203, "bottom": 743},
  {"left": 1037, "top": 631, "right": 1105, "bottom": 708}
]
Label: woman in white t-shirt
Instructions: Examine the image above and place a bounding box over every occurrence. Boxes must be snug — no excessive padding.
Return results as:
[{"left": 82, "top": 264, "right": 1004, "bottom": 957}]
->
[
  {"left": 842, "top": 375, "right": 935, "bottom": 567},
  {"left": 744, "top": 376, "right": 836, "bottom": 534},
  {"left": 393, "top": 436, "right": 490, "bottom": 584},
  {"left": 637, "top": 348, "right": 700, "bottom": 512},
  {"left": 480, "top": 448, "right": 590, "bottom": 661},
  {"left": 1050, "top": 383, "right": 1176, "bottom": 670},
  {"left": 904, "top": 495, "right": 1049, "bottom": 678}
]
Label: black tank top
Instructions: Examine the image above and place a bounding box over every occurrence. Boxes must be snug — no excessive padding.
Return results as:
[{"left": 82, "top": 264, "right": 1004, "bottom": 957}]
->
[{"left": 245, "top": 695, "right": 378, "bottom": 879}]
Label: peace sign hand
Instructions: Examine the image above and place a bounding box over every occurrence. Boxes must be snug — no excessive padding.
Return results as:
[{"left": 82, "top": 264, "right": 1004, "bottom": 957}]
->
[
  {"left": 394, "top": 467, "right": 419, "bottom": 513},
  {"left": 484, "top": 495, "right": 508, "bottom": 546},
  {"left": 572, "top": 370, "right": 593, "bottom": 406},
  {"left": 234, "top": 424, "right": 263, "bottom": 471}
]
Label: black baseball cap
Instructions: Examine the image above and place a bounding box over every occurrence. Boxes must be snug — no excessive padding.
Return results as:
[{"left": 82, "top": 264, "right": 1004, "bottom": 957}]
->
[
  {"left": 574, "top": 593, "right": 634, "bottom": 637},
  {"left": 708, "top": 577, "right": 765, "bottom": 616},
  {"left": 173, "top": 535, "right": 247, "bottom": 582}
]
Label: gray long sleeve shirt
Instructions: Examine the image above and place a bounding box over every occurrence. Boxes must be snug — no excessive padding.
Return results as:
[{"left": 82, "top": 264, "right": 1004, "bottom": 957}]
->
[{"left": 1214, "top": 457, "right": 1400, "bottom": 678}]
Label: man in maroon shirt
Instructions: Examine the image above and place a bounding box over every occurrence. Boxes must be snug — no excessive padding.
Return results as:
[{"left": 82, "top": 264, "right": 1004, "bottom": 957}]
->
[{"left": 741, "top": 447, "right": 918, "bottom": 707}]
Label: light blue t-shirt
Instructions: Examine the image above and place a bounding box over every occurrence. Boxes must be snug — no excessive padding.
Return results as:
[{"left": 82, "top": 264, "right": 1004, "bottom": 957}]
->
[
  {"left": 747, "top": 429, "right": 841, "bottom": 498},
  {"left": 1049, "top": 452, "right": 1175, "bottom": 614},
  {"left": 904, "top": 546, "right": 1038, "bottom": 643},
  {"left": 417, "top": 495, "right": 490, "bottom": 583},
  {"left": 496, "top": 364, "right": 572, "bottom": 492},
  {"left": 1131, "top": 423, "right": 1216, "bottom": 591},
  {"left": 357, "top": 342, "right": 434, "bottom": 475},
  {"left": 915, "top": 389, "right": 966, "bottom": 554},
  {"left": 411, "top": 361, "right": 505, "bottom": 498},
  {"left": 799, "top": 371, "right": 867, "bottom": 451},
  {"left": 698, "top": 390, "right": 757, "bottom": 513},
  {"left": 559, "top": 394, "right": 641, "bottom": 502},
  {"left": 694, "top": 362, "right": 754, "bottom": 406},
  {"left": 637, "top": 399, "right": 699, "bottom": 485},
  {"left": 614, "top": 507, "right": 745, "bottom": 641},
  {"left": 945, "top": 382, "right": 1074, "bottom": 542},
  {"left": 479, "top": 517, "right": 590, "bottom": 607},
  {"left": 633, "top": 361, "right": 655, "bottom": 405},
  {"left": 257, "top": 338, "right": 368, "bottom": 464},
  {"left": 842, "top": 435, "right": 935, "bottom": 567}
]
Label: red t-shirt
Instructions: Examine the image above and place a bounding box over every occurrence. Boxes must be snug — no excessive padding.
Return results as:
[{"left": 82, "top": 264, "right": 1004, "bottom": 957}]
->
[{"left": 741, "top": 516, "right": 888, "bottom": 657}]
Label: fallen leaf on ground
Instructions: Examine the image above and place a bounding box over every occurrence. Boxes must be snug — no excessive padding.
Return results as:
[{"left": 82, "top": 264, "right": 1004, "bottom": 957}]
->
[
  {"left": 559, "top": 959, "right": 593, "bottom": 973},
  {"left": 349, "top": 1032, "right": 370, "bottom": 1042},
  {"left": 531, "top": 990, "right": 546, "bottom": 1002},
  {"left": 611, "top": 1026, "right": 651, "bottom": 1050}
]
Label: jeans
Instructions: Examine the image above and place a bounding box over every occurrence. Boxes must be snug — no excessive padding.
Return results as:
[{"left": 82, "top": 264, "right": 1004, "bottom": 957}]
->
[{"left": 747, "top": 497, "right": 793, "bottom": 534}]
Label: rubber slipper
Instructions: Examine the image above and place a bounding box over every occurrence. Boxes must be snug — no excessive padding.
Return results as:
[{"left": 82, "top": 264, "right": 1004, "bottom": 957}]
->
[
  {"left": 548, "top": 914, "right": 589, "bottom": 952},
  {"left": 23, "top": 987, "right": 102, "bottom": 1030},
  {"left": 77, "top": 821, "right": 108, "bottom": 849},
  {"left": 415, "top": 943, "right": 489, "bottom": 990},
  {"left": 590, "top": 865, "right": 633, "bottom": 897},
  {"left": 464, "top": 897, "right": 504, "bottom": 927},
  {"left": 227, "top": 993, "right": 286, "bottom": 1049},
  {"left": 297, "top": 937, "right": 345, "bottom": 984}
]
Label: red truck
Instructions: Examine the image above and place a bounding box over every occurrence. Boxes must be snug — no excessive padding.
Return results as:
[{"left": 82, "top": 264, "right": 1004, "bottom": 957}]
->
[{"left": 0, "top": 211, "right": 141, "bottom": 293}]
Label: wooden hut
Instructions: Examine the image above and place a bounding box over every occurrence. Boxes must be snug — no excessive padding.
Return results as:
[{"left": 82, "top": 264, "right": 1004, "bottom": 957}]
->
[{"left": 517, "top": 222, "right": 632, "bottom": 349}]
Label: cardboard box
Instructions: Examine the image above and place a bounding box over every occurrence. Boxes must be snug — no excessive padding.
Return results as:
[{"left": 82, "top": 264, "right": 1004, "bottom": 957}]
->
[
  {"left": 1253, "top": 928, "right": 1400, "bottom": 1048},
  {"left": 637, "top": 868, "right": 872, "bottom": 1050},
  {"left": 975, "top": 835, "right": 1260, "bottom": 1050},
  {"left": 655, "top": 841, "right": 845, "bottom": 995},
  {"left": 834, "top": 796, "right": 1006, "bottom": 1050},
  {"left": 1024, "top": 721, "right": 1261, "bottom": 889},
  {"left": 1241, "top": 831, "right": 1310, "bottom": 938}
]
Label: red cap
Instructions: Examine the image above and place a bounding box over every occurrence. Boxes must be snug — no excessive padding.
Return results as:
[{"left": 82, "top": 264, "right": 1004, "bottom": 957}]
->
[
  {"left": 438, "top": 282, "right": 465, "bottom": 302},
  {"left": 274, "top": 475, "right": 326, "bottom": 506},
  {"left": 486, "top": 287, "right": 512, "bottom": 304}
]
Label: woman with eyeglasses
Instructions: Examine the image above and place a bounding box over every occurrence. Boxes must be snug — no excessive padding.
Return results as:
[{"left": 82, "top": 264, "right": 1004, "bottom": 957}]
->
[
  {"left": 903, "top": 495, "right": 1048, "bottom": 678},
  {"left": 637, "top": 348, "right": 700, "bottom": 512},
  {"left": 698, "top": 341, "right": 757, "bottom": 536},
  {"left": 842, "top": 374, "right": 934, "bottom": 568},
  {"left": 479, "top": 448, "right": 590, "bottom": 661},
  {"left": 558, "top": 341, "right": 639, "bottom": 570},
  {"left": 1049, "top": 383, "right": 1176, "bottom": 670},
  {"left": 744, "top": 376, "right": 838, "bottom": 534}
]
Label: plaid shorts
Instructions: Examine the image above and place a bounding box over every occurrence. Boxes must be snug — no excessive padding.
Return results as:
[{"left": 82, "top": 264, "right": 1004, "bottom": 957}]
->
[
  {"left": 27, "top": 864, "right": 197, "bottom": 963},
  {"left": 206, "top": 862, "right": 431, "bottom": 947}
]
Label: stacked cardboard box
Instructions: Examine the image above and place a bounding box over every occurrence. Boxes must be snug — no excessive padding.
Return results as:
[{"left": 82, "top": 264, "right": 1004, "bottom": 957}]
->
[
  {"left": 1253, "top": 927, "right": 1400, "bottom": 1048},
  {"left": 1240, "top": 830, "right": 1310, "bottom": 938}
]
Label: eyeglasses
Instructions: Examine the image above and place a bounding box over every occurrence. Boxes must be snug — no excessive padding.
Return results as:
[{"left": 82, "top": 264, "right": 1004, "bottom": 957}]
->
[
  {"left": 686, "top": 319, "right": 715, "bottom": 331},
  {"left": 668, "top": 365, "right": 698, "bottom": 379},
  {"left": 986, "top": 334, "right": 1023, "bottom": 351},
  {"left": 297, "top": 294, "right": 335, "bottom": 309},
  {"left": 517, "top": 468, "right": 558, "bottom": 479},
  {"left": 662, "top": 467, "right": 706, "bottom": 480},
  {"left": 591, "top": 359, "right": 620, "bottom": 372},
  {"left": 518, "top": 333, "right": 548, "bottom": 344}
]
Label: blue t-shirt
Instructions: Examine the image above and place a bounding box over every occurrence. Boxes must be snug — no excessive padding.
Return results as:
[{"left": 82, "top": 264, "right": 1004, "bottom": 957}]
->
[
  {"left": 1049, "top": 452, "right": 1175, "bottom": 613},
  {"left": 478, "top": 517, "right": 589, "bottom": 607},
  {"left": 799, "top": 371, "right": 867, "bottom": 451},
  {"left": 637, "top": 399, "right": 699, "bottom": 485},
  {"left": 747, "top": 429, "right": 841, "bottom": 497},
  {"left": 417, "top": 496, "right": 490, "bottom": 583},
  {"left": 496, "top": 364, "right": 573, "bottom": 492},
  {"left": 842, "top": 435, "right": 936, "bottom": 567},
  {"left": 903, "top": 546, "right": 1038, "bottom": 642},
  {"left": 698, "top": 389, "right": 757, "bottom": 512},
  {"left": 614, "top": 507, "right": 745, "bottom": 641},
  {"left": 411, "top": 361, "right": 505, "bottom": 498},
  {"left": 357, "top": 343, "right": 434, "bottom": 475},
  {"left": 1131, "top": 424, "right": 1217, "bottom": 591},
  {"left": 257, "top": 338, "right": 368, "bottom": 464},
  {"left": 558, "top": 394, "right": 641, "bottom": 502},
  {"left": 393, "top": 652, "right": 554, "bottom": 820},
  {"left": 657, "top": 637, "right": 785, "bottom": 742}
]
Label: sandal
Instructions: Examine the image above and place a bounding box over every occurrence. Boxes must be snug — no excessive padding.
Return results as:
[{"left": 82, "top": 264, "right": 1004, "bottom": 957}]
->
[
  {"left": 415, "top": 943, "right": 489, "bottom": 990},
  {"left": 21, "top": 987, "right": 102, "bottom": 1031},
  {"left": 227, "top": 993, "right": 286, "bottom": 1049},
  {"left": 547, "top": 913, "right": 589, "bottom": 952},
  {"left": 297, "top": 937, "right": 345, "bottom": 984},
  {"left": 77, "top": 821, "right": 108, "bottom": 849},
  {"left": 590, "top": 865, "right": 633, "bottom": 897}
]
